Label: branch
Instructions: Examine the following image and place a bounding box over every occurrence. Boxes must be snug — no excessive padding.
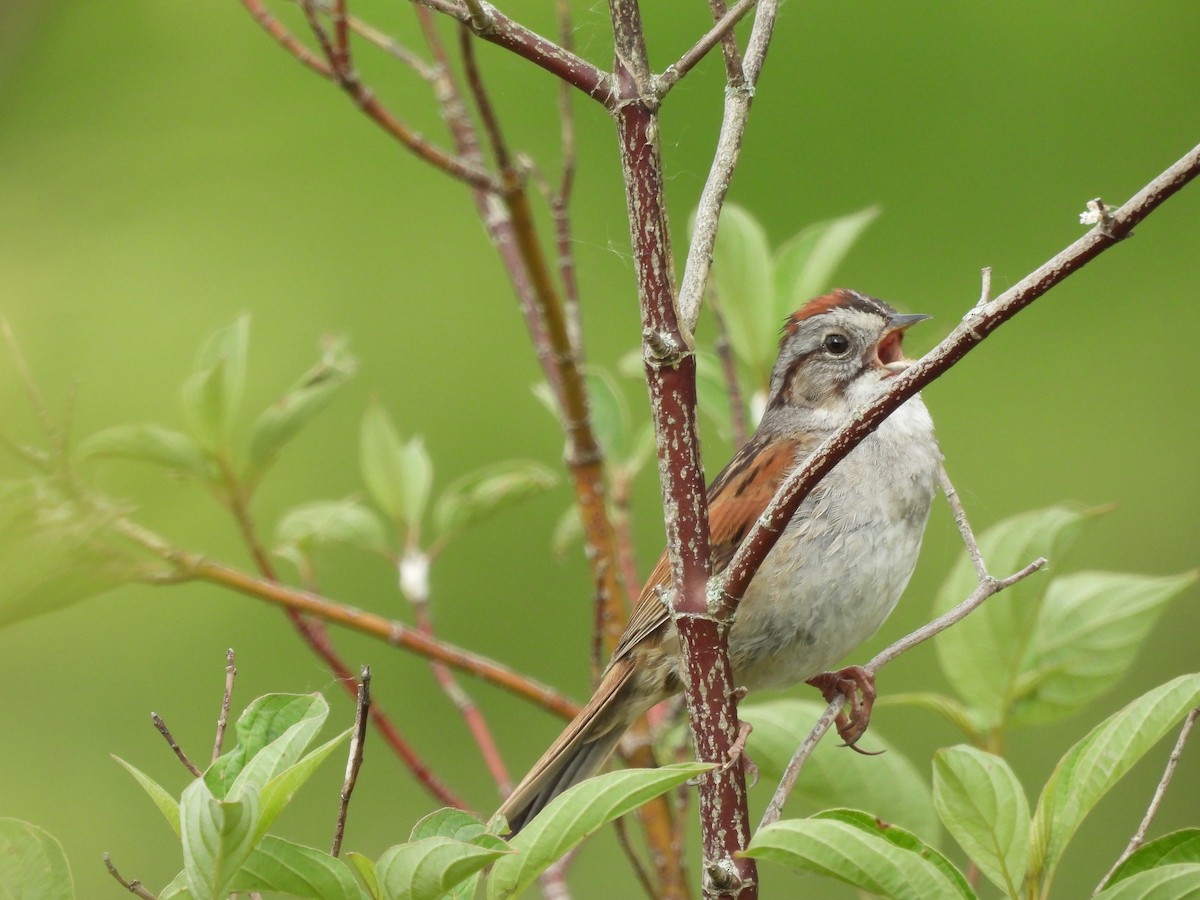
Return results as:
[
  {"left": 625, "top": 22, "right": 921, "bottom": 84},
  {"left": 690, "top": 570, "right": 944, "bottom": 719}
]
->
[
  {"left": 676, "top": 0, "right": 779, "bottom": 338},
  {"left": 212, "top": 648, "right": 237, "bottom": 764},
  {"left": 716, "top": 140, "right": 1200, "bottom": 617},
  {"left": 1094, "top": 706, "right": 1200, "bottom": 894},
  {"left": 151, "top": 712, "right": 203, "bottom": 778},
  {"left": 331, "top": 666, "right": 370, "bottom": 857},
  {"left": 104, "top": 854, "right": 157, "bottom": 899},
  {"left": 608, "top": 0, "right": 754, "bottom": 895},
  {"left": 410, "top": 0, "right": 614, "bottom": 105},
  {"left": 655, "top": 0, "right": 758, "bottom": 96}
]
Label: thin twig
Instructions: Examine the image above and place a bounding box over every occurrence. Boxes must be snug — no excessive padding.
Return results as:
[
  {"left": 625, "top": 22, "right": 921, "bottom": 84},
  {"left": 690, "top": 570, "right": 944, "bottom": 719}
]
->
[
  {"left": 676, "top": 0, "right": 779, "bottom": 339},
  {"left": 104, "top": 854, "right": 158, "bottom": 899},
  {"left": 308, "top": 0, "right": 438, "bottom": 78},
  {"left": 458, "top": 24, "right": 511, "bottom": 171},
  {"left": 938, "top": 466, "right": 987, "bottom": 581},
  {"left": 979, "top": 266, "right": 993, "bottom": 305},
  {"left": 151, "top": 713, "right": 203, "bottom": 778},
  {"left": 656, "top": 0, "right": 757, "bottom": 96},
  {"left": 244, "top": 0, "right": 501, "bottom": 192},
  {"left": 758, "top": 555, "right": 1047, "bottom": 828},
  {"left": 410, "top": 0, "right": 614, "bottom": 104},
  {"left": 552, "top": 0, "right": 582, "bottom": 349},
  {"left": 212, "top": 648, "right": 237, "bottom": 764},
  {"left": 462, "top": 0, "right": 495, "bottom": 34},
  {"left": 332, "top": 666, "right": 371, "bottom": 857},
  {"left": 1094, "top": 706, "right": 1200, "bottom": 894}
]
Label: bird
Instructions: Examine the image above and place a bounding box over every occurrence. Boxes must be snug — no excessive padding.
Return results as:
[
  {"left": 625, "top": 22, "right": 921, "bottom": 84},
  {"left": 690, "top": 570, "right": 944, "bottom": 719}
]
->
[{"left": 498, "top": 288, "right": 941, "bottom": 835}]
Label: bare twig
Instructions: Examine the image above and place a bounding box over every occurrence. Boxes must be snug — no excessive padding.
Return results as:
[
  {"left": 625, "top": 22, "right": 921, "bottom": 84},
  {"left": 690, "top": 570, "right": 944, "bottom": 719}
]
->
[
  {"left": 332, "top": 666, "right": 371, "bottom": 857},
  {"left": 104, "top": 854, "right": 157, "bottom": 899},
  {"left": 716, "top": 140, "right": 1200, "bottom": 619},
  {"left": 410, "top": 0, "right": 614, "bottom": 104},
  {"left": 151, "top": 712, "right": 203, "bottom": 778},
  {"left": 676, "top": 0, "right": 779, "bottom": 338},
  {"left": 938, "top": 466, "right": 987, "bottom": 581},
  {"left": 244, "top": 0, "right": 501, "bottom": 191},
  {"left": 978, "top": 265, "right": 993, "bottom": 305},
  {"left": 759, "top": 555, "right": 1047, "bottom": 828},
  {"left": 656, "top": 0, "right": 757, "bottom": 96},
  {"left": 1094, "top": 706, "right": 1200, "bottom": 894},
  {"left": 212, "top": 648, "right": 237, "bottom": 764}
]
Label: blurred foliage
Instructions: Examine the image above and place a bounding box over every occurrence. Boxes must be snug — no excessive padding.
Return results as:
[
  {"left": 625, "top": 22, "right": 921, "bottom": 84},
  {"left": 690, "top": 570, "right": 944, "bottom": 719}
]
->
[{"left": 1, "top": 1, "right": 1198, "bottom": 897}]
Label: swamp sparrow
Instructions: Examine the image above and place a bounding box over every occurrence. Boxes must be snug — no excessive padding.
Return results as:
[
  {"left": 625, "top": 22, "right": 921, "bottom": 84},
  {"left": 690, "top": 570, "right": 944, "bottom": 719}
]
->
[{"left": 499, "top": 289, "right": 941, "bottom": 834}]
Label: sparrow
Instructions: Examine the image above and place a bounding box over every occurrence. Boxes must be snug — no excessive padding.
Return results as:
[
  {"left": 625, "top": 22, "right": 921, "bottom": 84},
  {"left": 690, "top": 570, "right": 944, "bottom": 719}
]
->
[{"left": 498, "top": 289, "right": 941, "bottom": 834}]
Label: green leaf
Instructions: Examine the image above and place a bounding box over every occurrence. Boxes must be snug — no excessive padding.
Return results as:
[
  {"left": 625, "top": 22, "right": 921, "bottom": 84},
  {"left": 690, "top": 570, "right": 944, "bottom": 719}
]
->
[
  {"left": 0, "top": 818, "right": 74, "bottom": 900},
  {"left": 1104, "top": 831, "right": 1200, "bottom": 888},
  {"left": 1009, "top": 571, "right": 1197, "bottom": 727},
  {"left": 695, "top": 351, "right": 736, "bottom": 441},
  {"left": 247, "top": 338, "right": 356, "bottom": 478},
  {"left": 433, "top": 461, "right": 556, "bottom": 542},
  {"left": 0, "top": 480, "right": 142, "bottom": 629},
  {"left": 205, "top": 693, "right": 328, "bottom": 798},
  {"left": 584, "top": 369, "right": 630, "bottom": 461},
  {"left": 274, "top": 499, "right": 388, "bottom": 557},
  {"left": 409, "top": 808, "right": 491, "bottom": 843},
  {"left": 228, "top": 835, "right": 369, "bottom": 900},
  {"left": 255, "top": 728, "right": 351, "bottom": 841},
  {"left": 359, "top": 403, "right": 431, "bottom": 531},
  {"left": 487, "top": 763, "right": 712, "bottom": 899},
  {"left": 934, "top": 506, "right": 1090, "bottom": 730},
  {"left": 1095, "top": 863, "right": 1200, "bottom": 899},
  {"left": 744, "top": 812, "right": 975, "bottom": 900},
  {"left": 76, "top": 423, "right": 212, "bottom": 479},
  {"left": 550, "top": 503, "right": 582, "bottom": 558},
  {"left": 347, "top": 852, "right": 380, "bottom": 900},
  {"left": 1030, "top": 674, "right": 1200, "bottom": 891},
  {"left": 180, "top": 315, "right": 250, "bottom": 453},
  {"left": 709, "top": 203, "right": 776, "bottom": 377},
  {"left": 377, "top": 837, "right": 509, "bottom": 900},
  {"left": 773, "top": 206, "right": 880, "bottom": 319},
  {"left": 179, "top": 777, "right": 260, "bottom": 899},
  {"left": 742, "top": 699, "right": 937, "bottom": 841},
  {"left": 933, "top": 746, "right": 1029, "bottom": 897},
  {"left": 113, "top": 755, "right": 182, "bottom": 836},
  {"left": 158, "top": 870, "right": 191, "bottom": 898}
]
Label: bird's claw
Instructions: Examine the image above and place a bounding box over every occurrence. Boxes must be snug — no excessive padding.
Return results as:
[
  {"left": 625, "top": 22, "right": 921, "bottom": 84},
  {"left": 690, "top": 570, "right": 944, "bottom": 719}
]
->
[{"left": 806, "top": 665, "right": 881, "bottom": 753}]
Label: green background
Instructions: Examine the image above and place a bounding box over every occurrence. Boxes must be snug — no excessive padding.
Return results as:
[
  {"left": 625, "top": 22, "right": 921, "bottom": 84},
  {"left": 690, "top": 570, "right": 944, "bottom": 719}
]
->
[{"left": 1, "top": 1, "right": 1198, "bottom": 897}]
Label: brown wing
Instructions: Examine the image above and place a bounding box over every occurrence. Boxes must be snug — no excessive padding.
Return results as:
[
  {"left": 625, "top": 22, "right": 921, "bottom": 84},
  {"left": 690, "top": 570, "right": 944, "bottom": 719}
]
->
[{"left": 608, "top": 432, "right": 803, "bottom": 663}]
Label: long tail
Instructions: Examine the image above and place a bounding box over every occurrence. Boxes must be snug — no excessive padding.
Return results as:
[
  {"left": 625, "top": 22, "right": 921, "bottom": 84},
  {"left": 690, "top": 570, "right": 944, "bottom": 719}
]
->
[{"left": 497, "top": 658, "right": 639, "bottom": 835}]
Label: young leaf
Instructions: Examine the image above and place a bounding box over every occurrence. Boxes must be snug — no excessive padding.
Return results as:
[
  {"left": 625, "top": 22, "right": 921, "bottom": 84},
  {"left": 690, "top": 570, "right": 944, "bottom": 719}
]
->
[
  {"left": 0, "top": 818, "right": 74, "bottom": 900},
  {"left": 744, "top": 813, "right": 975, "bottom": 900},
  {"left": 113, "top": 755, "right": 182, "bottom": 836},
  {"left": 773, "top": 205, "right": 880, "bottom": 319},
  {"left": 1094, "top": 863, "right": 1200, "bottom": 899},
  {"left": 0, "top": 481, "right": 143, "bottom": 629},
  {"left": 709, "top": 203, "right": 776, "bottom": 377},
  {"left": 409, "top": 808, "right": 492, "bottom": 843},
  {"left": 247, "top": 339, "right": 356, "bottom": 478},
  {"left": 550, "top": 503, "right": 583, "bottom": 558},
  {"left": 180, "top": 315, "right": 250, "bottom": 453},
  {"left": 274, "top": 499, "right": 388, "bottom": 557},
  {"left": 347, "top": 852, "right": 380, "bottom": 900},
  {"left": 359, "top": 403, "right": 431, "bottom": 532},
  {"left": 1103, "top": 830, "right": 1200, "bottom": 888},
  {"left": 76, "top": 423, "right": 212, "bottom": 480},
  {"left": 933, "top": 506, "right": 1090, "bottom": 731},
  {"left": 179, "top": 777, "right": 261, "bottom": 899},
  {"left": 487, "top": 763, "right": 712, "bottom": 899},
  {"left": 742, "top": 699, "right": 937, "bottom": 841},
  {"left": 255, "top": 728, "right": 351, "bottom": 841},
  {"left": 1030, "top": 674, "right": 1200, "bottom": 891},
  {"left": 433, "top": 461, "right": 556, "bottom": 542},
  {"left": 1009, "top": 570, "right": 1197, "bottom": 727},
  {"left": 376, "top": 836, "right": 509, "bottom": 900},
  {"left": 206, "top": 693, "right": 328, "bottom": 798},
  {"left": 882, "top": 692, "right": 986, "bottom": 743},
  {"left": 229, "top": 835, "right": 369, "bottom": 900},
  {"left": 933, "top": 746, "right": 1030, "bottom": 897}
]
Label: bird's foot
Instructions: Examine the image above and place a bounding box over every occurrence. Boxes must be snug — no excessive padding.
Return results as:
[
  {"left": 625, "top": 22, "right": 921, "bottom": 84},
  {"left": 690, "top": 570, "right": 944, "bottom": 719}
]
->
[{"left": 806, "top": 666, "right": 882, "bottom": 755}]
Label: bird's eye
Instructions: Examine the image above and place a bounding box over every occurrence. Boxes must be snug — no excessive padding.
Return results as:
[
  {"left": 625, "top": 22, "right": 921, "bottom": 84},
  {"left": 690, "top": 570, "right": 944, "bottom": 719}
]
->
[{"left": 822, "top": 333, "right": 851, "bottom": 356}]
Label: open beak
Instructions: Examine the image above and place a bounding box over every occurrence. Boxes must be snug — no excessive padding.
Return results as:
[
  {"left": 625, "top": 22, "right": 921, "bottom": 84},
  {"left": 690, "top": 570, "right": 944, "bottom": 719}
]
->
[{"left": 876, "top": 312, "right": 930, "bottom": 375}]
